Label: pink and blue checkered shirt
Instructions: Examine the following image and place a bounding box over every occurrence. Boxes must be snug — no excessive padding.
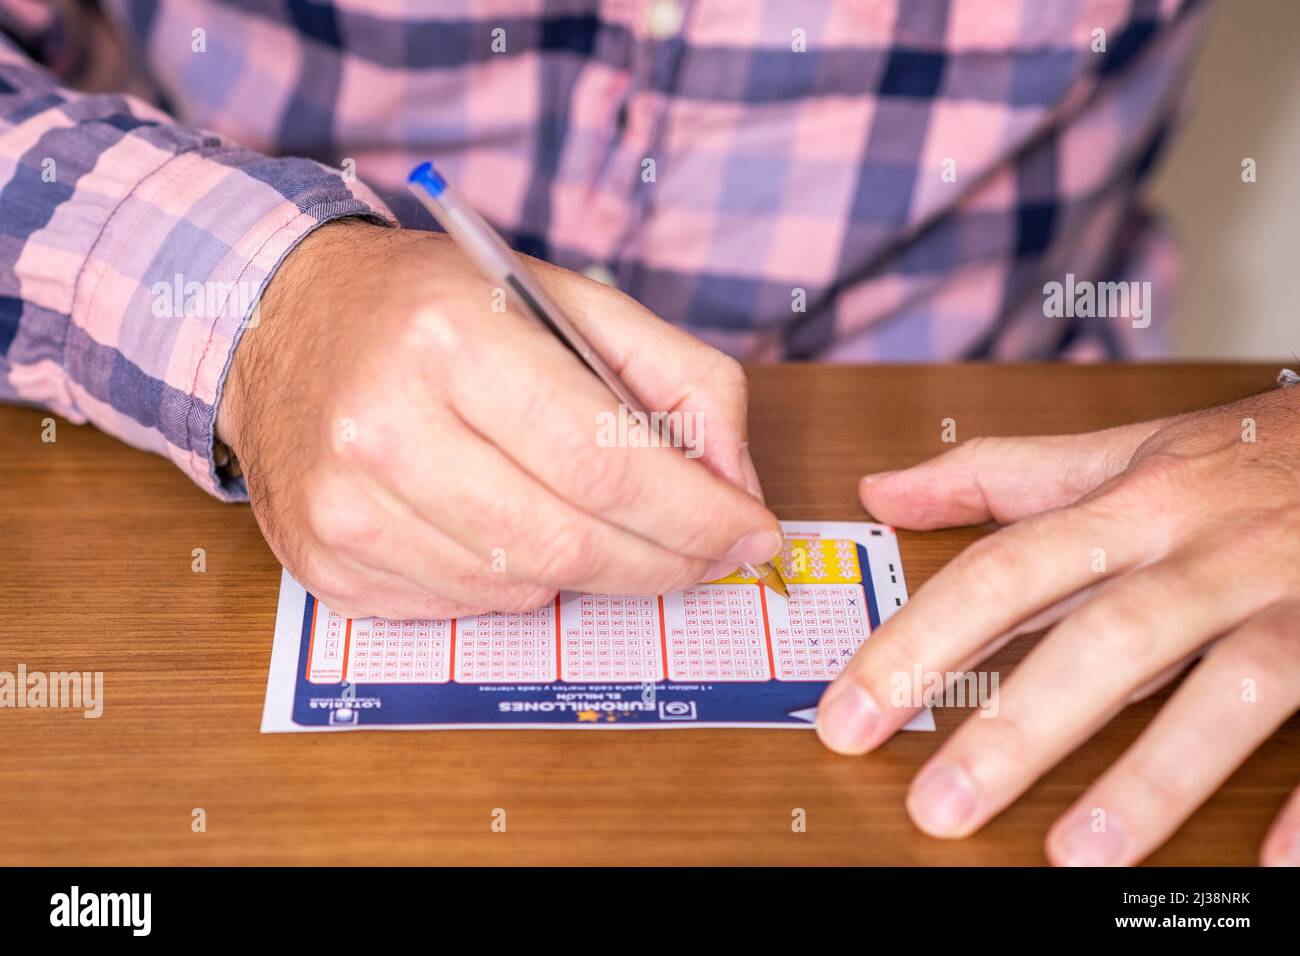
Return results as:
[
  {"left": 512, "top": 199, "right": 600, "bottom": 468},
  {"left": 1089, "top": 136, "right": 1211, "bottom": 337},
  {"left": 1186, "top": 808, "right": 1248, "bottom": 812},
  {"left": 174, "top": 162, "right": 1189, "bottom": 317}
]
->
[{"left": 1, "top": 0, "right": 1206, "bottom": 499}]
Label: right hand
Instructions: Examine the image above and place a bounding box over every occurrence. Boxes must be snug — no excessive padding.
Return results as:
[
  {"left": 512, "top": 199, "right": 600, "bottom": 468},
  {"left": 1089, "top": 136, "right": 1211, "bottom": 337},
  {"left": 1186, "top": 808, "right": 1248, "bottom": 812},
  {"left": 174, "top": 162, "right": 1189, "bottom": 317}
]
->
[{"left": 216, "top": 220, "right": 781, "bottom": 619}]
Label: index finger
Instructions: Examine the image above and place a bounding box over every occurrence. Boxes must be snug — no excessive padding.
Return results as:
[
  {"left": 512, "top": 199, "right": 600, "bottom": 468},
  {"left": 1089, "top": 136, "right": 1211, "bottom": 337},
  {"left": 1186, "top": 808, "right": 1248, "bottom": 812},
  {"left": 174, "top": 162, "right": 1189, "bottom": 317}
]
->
[
  {"left": 535, "top": 261, "right": 755, "bottom": 489},
  {"left": 815, "top": 497, "right": 1156, "bottom": 755},
  {"left": 446, "top": 305, "right": 782, "bottom": 568}
]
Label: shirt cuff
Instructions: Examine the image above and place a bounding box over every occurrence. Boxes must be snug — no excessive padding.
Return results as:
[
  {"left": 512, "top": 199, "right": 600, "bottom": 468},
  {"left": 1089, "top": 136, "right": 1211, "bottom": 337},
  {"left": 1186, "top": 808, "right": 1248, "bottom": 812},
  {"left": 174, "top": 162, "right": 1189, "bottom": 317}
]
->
[{"left": 61, "top": 144, "right": 393, "bottom": 501}]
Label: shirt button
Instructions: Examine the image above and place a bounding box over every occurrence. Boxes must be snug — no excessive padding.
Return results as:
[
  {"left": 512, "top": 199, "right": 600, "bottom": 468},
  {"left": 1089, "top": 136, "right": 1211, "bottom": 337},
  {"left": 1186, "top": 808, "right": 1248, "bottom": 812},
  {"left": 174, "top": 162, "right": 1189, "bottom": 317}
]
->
[
  {"left": 646, "top": 0, "right": 684, "bottom": 39},
  {"left": 581, "top": 264, "right": 618, "bottom": 288}
]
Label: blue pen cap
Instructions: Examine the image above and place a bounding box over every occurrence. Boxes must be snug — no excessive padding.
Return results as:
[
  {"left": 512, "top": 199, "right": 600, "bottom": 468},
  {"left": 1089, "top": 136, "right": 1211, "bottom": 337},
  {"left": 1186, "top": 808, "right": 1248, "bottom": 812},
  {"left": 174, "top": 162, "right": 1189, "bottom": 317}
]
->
[{"left": 408, "top": 161, "right": 447, "bottom": 197}]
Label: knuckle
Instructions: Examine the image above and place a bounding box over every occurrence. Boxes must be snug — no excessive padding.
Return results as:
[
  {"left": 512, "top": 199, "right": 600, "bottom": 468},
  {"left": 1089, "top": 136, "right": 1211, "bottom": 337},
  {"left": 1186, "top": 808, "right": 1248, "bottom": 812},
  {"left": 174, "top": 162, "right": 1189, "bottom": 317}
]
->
[
  {"left": 1207, "top": 644, "right": 1286, "bottom": 703},
  {"left": 1125, "top": 452, "right": 1197, "bottom": 496},
  {"left": 1124, "top": 756, "right": 1192, "bottom": 811},
  {"left": 324, "top": 391, "right": 396, "bottom": 473},
  {"left": 711, "top": 352, "right": 748, "bottom": 396},
  {"left": 346, "top": 434, "right": 386, "bottom": 477},
  {"left": 300, "top": 484, "right": 338, "bottom": 545},
  {"left": 1238, "top": 518, "right": 1300, "bottom": 588},
  {"left": 979, "top": 706, "right": 1037, "bottom": 769},
  {"left": 1208, "top": 609, "right": 1300, "bottom": 697},
  {"left": 530, "top": 522, "right": 602, "bottom": 587},
  {"left": 347, "top": 417, "right": 397, "bottom": 473},
  {"left": 303, "top": 479, "right": 371, "bottom": 552},
  {"left": 1075, "top": 588, "right": 1159, "bottom": 670},
  {"left": 406, "top": 300, "right": 466, "bottom": 359},
  {"left": 953, "top": 533, "right": 1024, "bottom": 603}
]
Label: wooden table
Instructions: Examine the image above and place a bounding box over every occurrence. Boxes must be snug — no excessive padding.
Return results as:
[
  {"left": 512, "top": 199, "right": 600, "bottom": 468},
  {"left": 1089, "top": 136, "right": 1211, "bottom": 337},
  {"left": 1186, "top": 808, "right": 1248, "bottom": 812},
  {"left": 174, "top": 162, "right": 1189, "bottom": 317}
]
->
[{"left": 1, "top": 363, "right": 1294, "bottom": 866}]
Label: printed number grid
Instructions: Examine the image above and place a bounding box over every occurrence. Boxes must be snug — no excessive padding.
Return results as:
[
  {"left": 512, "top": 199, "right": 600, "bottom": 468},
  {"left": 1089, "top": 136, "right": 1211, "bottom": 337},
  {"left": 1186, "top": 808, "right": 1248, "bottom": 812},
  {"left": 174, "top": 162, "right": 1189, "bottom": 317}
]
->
[
  {"left": 773, "top": 585, "right": 870, "bottom": 680},
  {"left": 454, "top": 607, "right": 556, "bottom": 683},
  {"left": 347, "top": 616, "right": 451, "bottom": 683},
  {"left": 562, "top": 595, "right": 662, "bottom": 682},
  {"left": 321, "top": 608, "right": 346, "bottom": 667},
  {"left": 668, "top": 586, "right": 770, "bottom": 681}
]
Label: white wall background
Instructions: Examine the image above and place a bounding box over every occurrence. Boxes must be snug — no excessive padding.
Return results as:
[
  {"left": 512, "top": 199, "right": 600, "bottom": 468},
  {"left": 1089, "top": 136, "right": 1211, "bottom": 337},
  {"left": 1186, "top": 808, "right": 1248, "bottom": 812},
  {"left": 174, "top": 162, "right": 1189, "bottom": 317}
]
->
[{"left": 1150, "top": 0, "right": 1300, "bottom": 359}]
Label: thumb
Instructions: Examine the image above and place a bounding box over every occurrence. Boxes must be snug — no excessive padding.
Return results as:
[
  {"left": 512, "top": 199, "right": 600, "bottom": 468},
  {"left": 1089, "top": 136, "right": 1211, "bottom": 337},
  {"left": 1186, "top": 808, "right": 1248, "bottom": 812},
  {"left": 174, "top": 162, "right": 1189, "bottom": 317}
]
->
[{"left": 861, "top": 419, "right": 1168, "bottom": 529}]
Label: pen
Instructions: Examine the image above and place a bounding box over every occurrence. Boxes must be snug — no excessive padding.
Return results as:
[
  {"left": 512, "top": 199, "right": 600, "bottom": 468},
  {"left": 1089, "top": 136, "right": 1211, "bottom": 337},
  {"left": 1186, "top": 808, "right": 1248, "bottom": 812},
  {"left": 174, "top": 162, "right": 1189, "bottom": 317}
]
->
[{"left": 407, "top": 161, "right": 788, "bottom": 598}]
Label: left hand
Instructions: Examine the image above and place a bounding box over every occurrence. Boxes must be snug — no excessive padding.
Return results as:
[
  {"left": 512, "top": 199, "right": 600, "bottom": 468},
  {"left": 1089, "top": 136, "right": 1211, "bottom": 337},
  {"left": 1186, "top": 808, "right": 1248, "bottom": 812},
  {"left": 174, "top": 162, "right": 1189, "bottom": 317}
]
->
[{"left": 816, "top": 384, "right": 1300, "bottom": 865}]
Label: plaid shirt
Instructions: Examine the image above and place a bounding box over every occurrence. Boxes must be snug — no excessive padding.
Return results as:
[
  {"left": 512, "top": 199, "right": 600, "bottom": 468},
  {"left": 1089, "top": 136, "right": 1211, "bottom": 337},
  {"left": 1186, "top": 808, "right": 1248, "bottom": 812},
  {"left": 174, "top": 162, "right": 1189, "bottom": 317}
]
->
[{"left": 1, "top": 0, "right": 1206, "bottom": 499}]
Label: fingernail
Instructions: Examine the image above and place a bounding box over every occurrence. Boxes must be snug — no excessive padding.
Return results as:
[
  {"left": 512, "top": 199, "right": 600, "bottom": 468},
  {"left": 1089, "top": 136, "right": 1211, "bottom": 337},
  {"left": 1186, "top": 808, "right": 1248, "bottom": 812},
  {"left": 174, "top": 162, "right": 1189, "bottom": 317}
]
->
[
  {"left": 702, "top": 559, "right": 737, "bottom": 582},
  {"left": 815, "top": 681, "right": 880, "bottom": 754},
  {"left": 725, "top": 529, "right": 781, "bottom": 564},
  {"left": 738, "top": 447, "right": 765, "bottom": 503},
  {"left": 861, "top": 470, "right": 898, "bottom": 486},
  {"left": 907, "top": 764, "right": 978, "bottom": 836},
  {"left": 1051, "top": 810, "right": 1127, "bottom": 866}
]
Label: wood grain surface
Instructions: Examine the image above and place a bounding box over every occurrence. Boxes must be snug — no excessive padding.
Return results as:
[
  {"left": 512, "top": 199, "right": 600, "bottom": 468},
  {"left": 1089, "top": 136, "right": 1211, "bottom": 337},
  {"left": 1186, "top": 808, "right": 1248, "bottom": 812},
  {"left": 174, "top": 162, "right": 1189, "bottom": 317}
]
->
[{"left": 0, "top": 362, "right": 1294, "bottom": 865}]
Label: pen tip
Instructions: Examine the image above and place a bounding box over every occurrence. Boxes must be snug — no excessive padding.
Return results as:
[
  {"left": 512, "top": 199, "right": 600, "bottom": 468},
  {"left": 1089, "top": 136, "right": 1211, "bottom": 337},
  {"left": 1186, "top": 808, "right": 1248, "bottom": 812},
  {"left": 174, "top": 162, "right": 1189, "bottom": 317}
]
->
[{"left": 762, "top": 569, "right": 789, "bottom": 598}]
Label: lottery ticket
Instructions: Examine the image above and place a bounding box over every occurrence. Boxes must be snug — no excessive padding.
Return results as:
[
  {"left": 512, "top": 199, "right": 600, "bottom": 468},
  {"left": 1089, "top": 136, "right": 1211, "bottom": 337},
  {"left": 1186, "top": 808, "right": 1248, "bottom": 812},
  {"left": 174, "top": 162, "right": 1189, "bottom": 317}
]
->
[{"left": 261, "top": 521, "right": 935, "bottom": 732}]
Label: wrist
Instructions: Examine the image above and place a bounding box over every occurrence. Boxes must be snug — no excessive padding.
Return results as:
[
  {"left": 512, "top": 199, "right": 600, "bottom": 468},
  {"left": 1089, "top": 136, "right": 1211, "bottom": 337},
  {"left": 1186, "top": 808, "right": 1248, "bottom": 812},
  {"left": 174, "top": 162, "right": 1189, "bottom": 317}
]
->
[{"left": 215, "top": 217, "right": 380, "bottom": 460}]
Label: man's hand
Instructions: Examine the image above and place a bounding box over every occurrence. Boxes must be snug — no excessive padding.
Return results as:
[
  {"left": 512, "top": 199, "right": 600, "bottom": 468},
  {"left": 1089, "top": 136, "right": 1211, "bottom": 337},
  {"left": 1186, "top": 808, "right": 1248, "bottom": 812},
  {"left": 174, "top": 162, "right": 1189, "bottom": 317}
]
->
[
  {"left": 216, "top": 221, "right": 781, "bottom": 618},
  {"left": 816, "top": 386, "right": 1300, "bottom": 866}
]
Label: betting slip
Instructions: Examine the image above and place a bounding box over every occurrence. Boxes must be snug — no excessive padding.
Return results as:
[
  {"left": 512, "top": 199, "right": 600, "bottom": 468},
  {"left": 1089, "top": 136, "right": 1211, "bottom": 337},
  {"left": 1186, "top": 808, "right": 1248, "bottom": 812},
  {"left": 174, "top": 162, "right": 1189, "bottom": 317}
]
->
[{"left": 261, "top": 520, "right": 935, "bottom": 732}]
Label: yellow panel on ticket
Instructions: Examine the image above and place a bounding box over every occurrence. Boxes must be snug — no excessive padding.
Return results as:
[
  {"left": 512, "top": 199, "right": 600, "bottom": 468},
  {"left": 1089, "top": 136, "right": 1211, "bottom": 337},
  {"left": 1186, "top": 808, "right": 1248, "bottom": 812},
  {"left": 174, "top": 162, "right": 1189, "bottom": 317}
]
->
[
  {"left": 778, "top": 538, "right": 862, "bottom": 584},
  {"left": 703, "top": 538, "right": 863, "bottom": 585}
]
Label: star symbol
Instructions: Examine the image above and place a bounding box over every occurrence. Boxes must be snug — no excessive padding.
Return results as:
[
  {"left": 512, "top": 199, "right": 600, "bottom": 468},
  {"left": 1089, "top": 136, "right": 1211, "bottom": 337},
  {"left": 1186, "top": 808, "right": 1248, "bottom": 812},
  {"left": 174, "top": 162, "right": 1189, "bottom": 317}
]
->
[{"left": 576, "top": 710, "right": 599, "bottom": 722}]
